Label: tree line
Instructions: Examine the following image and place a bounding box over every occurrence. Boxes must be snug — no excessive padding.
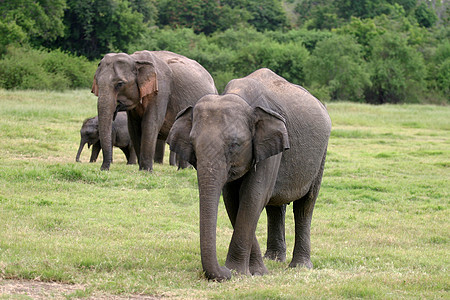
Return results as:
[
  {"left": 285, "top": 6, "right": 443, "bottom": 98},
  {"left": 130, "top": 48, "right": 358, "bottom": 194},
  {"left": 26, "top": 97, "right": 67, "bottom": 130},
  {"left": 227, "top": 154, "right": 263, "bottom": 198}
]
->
[{"left": 0, "top": 0, "right": 448, "bottom": 104}]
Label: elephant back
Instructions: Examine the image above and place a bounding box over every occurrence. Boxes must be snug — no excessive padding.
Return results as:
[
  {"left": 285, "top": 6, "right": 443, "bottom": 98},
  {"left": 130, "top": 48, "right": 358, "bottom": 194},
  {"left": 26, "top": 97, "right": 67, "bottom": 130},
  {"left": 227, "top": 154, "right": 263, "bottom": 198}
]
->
[{"left": 248, "top": 68, "right": 331, "bottom": 200}]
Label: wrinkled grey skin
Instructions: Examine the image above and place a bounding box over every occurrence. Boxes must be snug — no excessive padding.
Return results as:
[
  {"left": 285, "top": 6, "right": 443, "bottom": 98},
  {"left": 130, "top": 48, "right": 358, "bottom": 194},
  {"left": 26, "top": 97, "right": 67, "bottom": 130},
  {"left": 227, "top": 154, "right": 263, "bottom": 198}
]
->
[
  {"left": 76, "top": 112, "right": 137, "bottom": 164},
  {"left": 92, "top": 50, "right": 217, "bottom": 171},
  {"left": 168, "top": 69, "right": 331, "bottom": 281}
]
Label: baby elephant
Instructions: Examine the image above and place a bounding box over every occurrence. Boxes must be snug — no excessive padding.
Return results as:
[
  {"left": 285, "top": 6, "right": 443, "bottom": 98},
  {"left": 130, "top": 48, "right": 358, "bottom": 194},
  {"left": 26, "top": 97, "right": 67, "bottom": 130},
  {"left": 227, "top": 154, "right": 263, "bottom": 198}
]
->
[{"left": 76, "top": 111, "right": 137, "bottom": 164}]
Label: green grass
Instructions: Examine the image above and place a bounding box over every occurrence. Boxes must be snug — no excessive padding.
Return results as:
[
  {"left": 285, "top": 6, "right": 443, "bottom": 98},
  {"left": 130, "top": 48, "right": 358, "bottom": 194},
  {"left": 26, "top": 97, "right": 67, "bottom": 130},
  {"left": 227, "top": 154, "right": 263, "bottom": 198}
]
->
[{"left": 0, "top": 89, "right": 448, "bottom": 299}]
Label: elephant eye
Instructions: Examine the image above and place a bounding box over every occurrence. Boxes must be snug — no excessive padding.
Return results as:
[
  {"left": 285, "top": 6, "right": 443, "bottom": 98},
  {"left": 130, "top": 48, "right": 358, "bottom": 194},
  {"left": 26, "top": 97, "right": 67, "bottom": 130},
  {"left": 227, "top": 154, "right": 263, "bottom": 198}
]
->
[{"left": 115, "top": 81, "right": 125, "bottom": 89}]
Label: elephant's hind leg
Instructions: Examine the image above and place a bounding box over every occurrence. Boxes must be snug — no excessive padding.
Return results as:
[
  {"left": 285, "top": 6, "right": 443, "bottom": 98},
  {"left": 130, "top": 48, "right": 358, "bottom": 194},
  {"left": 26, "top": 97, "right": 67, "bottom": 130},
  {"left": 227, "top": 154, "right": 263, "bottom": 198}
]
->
[
  {"left": 290, "top": 153, "right": 326, "bottom": 269},
  {"left": 121, "top": 146, "right": 137, "bottom": 165},
  {"left": 264, "top": 204, "right": 287, "bottom": 262},
  {"left": 128, "top": 145, "right": 137, "bottom": 164},
  {"left": 154, "top": 139, "right": 165, "bottom": 164}
]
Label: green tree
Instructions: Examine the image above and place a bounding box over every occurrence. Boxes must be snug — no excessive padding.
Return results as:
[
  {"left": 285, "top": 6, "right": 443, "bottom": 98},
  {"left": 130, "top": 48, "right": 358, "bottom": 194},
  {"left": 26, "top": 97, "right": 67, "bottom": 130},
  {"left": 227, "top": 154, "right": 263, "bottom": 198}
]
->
[
  {"left": 0, "top": 21, "right": 27, "bottom": 55},
  {"left": 157, "top": 0, "right": 222, "bottom": 35},
  {"left": 233, "top": 39, "right": 309, "bottom": 85},
  {"left": 50, "top": 0, "right": 146, "bottom": 59},
  {"left": 0, "top": 0, "right": 66, "bottom": 52},
  {"left": 128, "top": 0, "right": 157, "bottom": 23},
  {"left": 427, "top": 40, "right": 450, "bottom": 99},
  {"left": 305, "top": 34, "right": 371, "bottom": 102},
  {"left": 221, "top": 0, "right": 289, "bottom": 31},
  {"left": 414, "top": 2, "right": 438, "bottom": 27},
  {"left": 295, "top": 0, "right": 341, "bottom": 29},
  {"left": 366, "top": 31, "right": 426, "bottom": 104},
  {"left": 267, "top": 29, "right": 333, "bottom": 52},
  {"left": 336, "top": 17, "right": 386, "bottom": 58}
]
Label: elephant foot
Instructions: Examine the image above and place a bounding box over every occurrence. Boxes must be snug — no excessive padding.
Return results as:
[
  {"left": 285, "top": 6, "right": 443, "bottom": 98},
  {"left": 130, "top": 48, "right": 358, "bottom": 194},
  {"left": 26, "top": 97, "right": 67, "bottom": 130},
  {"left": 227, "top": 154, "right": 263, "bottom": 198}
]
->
[
  {"left": 225, "top": 259, "right": 251, "bottom": 277},
  {"left": 100, "top": 164, "right": 110, "bottom": 171},
  {"left": 289, "top": 257, "right": 313, "bottom": 269},
  {"left": 204, "top": 266, "right": 232, "bottom": 282},
  {"left": 264, "top": 249, "right": 286, "bottom": 262},
  {"left": 139, "top": 166, "right": 153, "bottom": 172},
  {"left": 178, "top": 160, "right": 190, "bottom": 169},
  {"left": 249, "top": 258, "right": 268, "bottom": 276}
]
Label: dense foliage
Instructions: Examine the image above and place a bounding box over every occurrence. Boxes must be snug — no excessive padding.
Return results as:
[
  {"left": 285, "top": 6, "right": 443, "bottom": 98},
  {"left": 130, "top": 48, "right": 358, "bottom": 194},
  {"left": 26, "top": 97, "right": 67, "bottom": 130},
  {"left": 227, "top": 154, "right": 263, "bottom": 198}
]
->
[{"left": 0, "top": 0, "right": 448, "bottom": 103}]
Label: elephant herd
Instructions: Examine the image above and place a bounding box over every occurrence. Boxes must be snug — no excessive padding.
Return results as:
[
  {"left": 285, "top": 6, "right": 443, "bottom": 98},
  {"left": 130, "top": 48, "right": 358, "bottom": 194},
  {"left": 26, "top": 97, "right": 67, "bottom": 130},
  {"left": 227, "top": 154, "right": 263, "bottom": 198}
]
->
[{"left": 76, "top": 50, "right": 331, "bottom": 281}]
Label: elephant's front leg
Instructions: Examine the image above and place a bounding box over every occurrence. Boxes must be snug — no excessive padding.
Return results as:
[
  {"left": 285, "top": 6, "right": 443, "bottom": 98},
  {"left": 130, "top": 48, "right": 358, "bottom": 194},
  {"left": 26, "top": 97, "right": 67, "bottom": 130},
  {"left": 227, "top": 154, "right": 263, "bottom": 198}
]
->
[
  {"left": 139, "top": 100, "right": 168, "bottom": 171},
  {"left": 224, "top": 158, "right": 280, "bottom": 276},
  {"left": 223, "top": 180, "right": 266, "bottom": 276},
  {"left": 224, "top": 193, "right": 267, "bottom": 276}
]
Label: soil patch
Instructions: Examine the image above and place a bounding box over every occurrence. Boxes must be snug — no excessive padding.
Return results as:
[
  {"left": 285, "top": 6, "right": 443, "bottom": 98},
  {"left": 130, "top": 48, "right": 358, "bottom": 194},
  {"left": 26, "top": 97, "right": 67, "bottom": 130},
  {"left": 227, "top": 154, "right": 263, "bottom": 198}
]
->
[{"left": 0, "top": 279, "right": 159, "bottom": 299}]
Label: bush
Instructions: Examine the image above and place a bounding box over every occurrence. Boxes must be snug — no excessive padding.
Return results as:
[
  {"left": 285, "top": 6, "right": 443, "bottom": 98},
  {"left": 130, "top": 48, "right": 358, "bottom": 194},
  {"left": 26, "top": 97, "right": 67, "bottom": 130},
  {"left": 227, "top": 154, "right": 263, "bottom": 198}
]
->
[
  {"left": 366, "top": 32, "right": 426, "bottom": 104},
  {"left": 0, "top": 46, "right": 97, "bottom": 91},
  {"left": 428, "top": 40, "right": 450, "bottom": 97},
  {"left": 305, "top": 34, "right": 371, "bottom": 102},
  {"left": 233, "top": 40, "right": 309, "bottom": 85}
]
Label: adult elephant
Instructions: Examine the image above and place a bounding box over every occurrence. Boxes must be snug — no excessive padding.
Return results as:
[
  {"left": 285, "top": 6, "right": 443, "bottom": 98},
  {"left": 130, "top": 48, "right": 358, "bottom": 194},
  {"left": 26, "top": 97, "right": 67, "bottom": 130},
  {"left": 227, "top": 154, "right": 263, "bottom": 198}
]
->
[
  {"left": 91, "top": 50, "right": 218, "bottom": 171},
  {"left": 168, "top": 68, "right": 331, "bottom": 281}
]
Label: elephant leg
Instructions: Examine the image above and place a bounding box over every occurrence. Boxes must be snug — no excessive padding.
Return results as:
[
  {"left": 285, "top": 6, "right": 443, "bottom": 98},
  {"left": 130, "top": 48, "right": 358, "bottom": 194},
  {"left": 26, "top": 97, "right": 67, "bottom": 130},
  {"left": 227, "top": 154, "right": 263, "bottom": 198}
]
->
[
  {"left": 223, "top": 179, "right": 267, "bottom": 276},
  {"left": 120, "top": 146, "right": 136, "bottom": 165},
  {"left": 127, "top": 110, "right": 142, "bottom": 164},
  {"left": 290, "top": 153, "right": 326, "bottom": 269},
  {"left": 169, "top": 150, "right": 177, "bottom": 166},
  {"left": 128, "top": 145, "right": 137, "bottom": 165},
  {"left": 168, "top": 150, "right": 189, "bottom": 169},
  {"left": 177, "top": 159, "right": 190, "bottom": 170},
  {"left": 138, "top": 100, "right": 168, "bottom": 171},
  {"left": 154, "top": 139, "right": 165, "bottom": 164},
  {"left": 90, "top": 141, "right": 101, "bottom": 163},
  {"left": 264, "top": 205, "right": 287, "bottom": 262},
  {"left": 120, "top": 147, "right": 128, "bottom": 160},
  {"left": 248, "top": 235, "right": 268, "bottom": 276},
  {"left": 224, "top": 157, "right": 280, "bottom": 276}
]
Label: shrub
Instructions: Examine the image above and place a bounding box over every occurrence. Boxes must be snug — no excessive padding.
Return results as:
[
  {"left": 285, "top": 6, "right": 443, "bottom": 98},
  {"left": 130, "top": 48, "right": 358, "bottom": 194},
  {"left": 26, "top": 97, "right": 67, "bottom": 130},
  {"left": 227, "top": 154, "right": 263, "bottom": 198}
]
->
[
  {"left": 365, "top": 31, "right": 426, "bottom": 104},
  {"left": 233, "top": 40, "right": 310, "bottom": 85},
  {"left": 428, "top": 40, "right": 450, "bottom": 98},
  {"left": 305, "top": 34, "right": 371, "bottom": 102},
  {"left": 0, "top": 46, "right": 96, "bottom": 91}
]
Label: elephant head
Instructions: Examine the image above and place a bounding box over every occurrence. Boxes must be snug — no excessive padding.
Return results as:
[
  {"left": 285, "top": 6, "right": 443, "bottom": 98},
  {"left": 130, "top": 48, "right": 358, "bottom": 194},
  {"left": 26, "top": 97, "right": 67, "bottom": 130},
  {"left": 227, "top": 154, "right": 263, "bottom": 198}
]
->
[
  {"left": 91, "top": 53, "right": 158, "bottom": 170},
  {"left": 168, "top": 94, "right": 289, "bottom": 280},
  {"left": 76, "top": 116, "right": 99, "bottom": 162}
]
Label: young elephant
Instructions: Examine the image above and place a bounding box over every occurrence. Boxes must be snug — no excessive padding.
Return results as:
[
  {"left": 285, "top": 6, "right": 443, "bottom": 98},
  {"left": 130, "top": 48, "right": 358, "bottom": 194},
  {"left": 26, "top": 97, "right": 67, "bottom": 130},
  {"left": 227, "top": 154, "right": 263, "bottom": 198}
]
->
[
  {"left": 76, "top": 111, "right": 137, "bottom": 164},
  {"left": 168, "top": 68, "right": 331, "bottom": 281}
]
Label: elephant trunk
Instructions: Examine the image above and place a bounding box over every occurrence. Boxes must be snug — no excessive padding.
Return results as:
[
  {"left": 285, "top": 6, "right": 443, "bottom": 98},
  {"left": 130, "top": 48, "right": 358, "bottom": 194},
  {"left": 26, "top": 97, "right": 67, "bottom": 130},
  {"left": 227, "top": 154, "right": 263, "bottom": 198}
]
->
[
  {"left": 75, "top": 139, "right": 86, "bottom": 162},
  {"left": 97, "top": 94, "right": 116, "bottom": 171},
  {"left": 197, "top": 160, "right": 231, "bottom": 281}
]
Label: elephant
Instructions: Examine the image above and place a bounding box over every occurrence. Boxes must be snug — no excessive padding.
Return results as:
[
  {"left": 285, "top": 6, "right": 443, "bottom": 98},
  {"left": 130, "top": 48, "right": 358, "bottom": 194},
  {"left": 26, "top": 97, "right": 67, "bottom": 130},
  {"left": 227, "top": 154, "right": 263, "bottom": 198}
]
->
[
  {"left": 91, "top": 50, "right": 218, "bottom": 171},
  {"left": 75, "top": 111, "right": 137, "bottom": 164},
  {"left": 168, "top": 68, "right": 331, "bottom": 281}
]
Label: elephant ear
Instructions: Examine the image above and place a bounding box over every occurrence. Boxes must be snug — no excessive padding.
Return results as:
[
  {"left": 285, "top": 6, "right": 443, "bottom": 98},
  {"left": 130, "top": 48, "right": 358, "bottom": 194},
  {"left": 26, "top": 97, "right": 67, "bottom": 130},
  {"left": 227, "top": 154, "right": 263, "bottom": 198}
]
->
[
  {"left": 167, "top": 106, "right": 197, "bottom": 167},
  {"left": 253, "top": 106, "right": 290, "bottom": 164},
  {"left": 91, "top": 76, "right": 99, "bottom": 96},
  {"left": 136, "top": 61, "right": 158, "bottom": 99}
]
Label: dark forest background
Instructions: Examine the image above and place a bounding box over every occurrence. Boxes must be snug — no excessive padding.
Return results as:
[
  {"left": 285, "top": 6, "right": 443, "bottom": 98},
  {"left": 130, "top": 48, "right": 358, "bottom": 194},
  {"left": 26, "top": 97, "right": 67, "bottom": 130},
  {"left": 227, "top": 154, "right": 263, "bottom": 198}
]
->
[{"left": 0, "top": 0, "right": 448, "bottom": 104}]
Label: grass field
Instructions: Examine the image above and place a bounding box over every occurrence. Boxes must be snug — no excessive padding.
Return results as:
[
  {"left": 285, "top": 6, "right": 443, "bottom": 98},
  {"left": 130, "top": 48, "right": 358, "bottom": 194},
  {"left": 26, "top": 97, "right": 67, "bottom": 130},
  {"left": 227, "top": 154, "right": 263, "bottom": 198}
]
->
[{"left": 0, "top": 89, "right": 448, "bottom": 299}]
